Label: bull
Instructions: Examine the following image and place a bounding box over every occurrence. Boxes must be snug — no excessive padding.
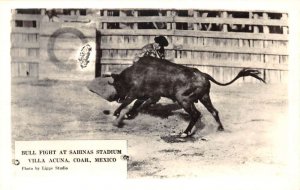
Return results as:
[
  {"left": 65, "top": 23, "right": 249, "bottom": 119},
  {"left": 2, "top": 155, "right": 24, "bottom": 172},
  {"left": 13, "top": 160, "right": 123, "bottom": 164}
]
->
[{"left": 89, "top": 56, "right": 265, "bottom": 137}]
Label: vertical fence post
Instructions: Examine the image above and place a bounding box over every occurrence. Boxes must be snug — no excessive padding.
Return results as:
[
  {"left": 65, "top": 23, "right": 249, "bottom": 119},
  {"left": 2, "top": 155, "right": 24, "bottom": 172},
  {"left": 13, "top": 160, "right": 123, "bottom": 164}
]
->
[
  {"left": 172, "top": 10, "right": 176, "bottom": 30},
  {"left": 253, "top": 13, "right": 259, "bottom": 33},
  {"left": 119, "top": 10, "right": 127, "bottom": 29},
  {"left": 249, "top": 12, "right": 253, "bottom": 31},
  {"left": 28, "top": 63, "right": 31, "bottom": 77},
  {"left": 17, "top": 62, "right": 20, "bottom": 77},
  {"left": 239, "top": 39, "right": 243, "bottom": 48},
  {"left": 133, "top": 10, "right": 138, "bottom": 30},
  {"left": 170, "top": 10, "right": 176, "bottom": 60},
  {"left": 282, "top": 13, "right": 288, "bottom": 34},
  {"left": 262, "top": 13, "right": 269, "bottom": 64},
  {"left": 262, "top": 13, "right": 269, "bottom": 48},
  {"left": 41, "top": 9, "right": 46, "bottom": 15},
  {"left": 167, "top": 10, "right": 172, "bottom": 30},
  {"left": 37, "top": 62, "right": 39, "bottom": 79},
  {"left": 103, "top": 10, "right": 107, "bottom": 29},
  {"left": 221, "top": 11, "right": 228, "bottom": 32},
  {"left": 193, "top": 10, "right": 198, "bottom": 31},
  {"left": 248, "top": 12, "right": 253, "bottom": 47},
  {"left": 70, "top": 9, "right": 76, "bottom": 16},
  {"left": 262, "top": 12, "right": 270, "bottom": 34}
]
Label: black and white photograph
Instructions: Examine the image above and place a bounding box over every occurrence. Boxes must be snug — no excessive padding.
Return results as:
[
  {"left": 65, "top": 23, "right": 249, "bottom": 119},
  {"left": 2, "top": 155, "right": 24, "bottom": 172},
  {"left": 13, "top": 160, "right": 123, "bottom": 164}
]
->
[{"left": 1, "top": 1, "right": 300, "bottom": 189}]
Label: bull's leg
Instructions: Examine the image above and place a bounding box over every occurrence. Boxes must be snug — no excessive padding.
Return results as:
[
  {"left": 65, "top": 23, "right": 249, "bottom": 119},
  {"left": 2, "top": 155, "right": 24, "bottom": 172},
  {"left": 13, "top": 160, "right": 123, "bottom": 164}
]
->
[
  {"left": 113, "top": 97, "right": 135, "bottom": 118},
  {"left": 125, "top": 97, "right": 160, "bottom": 119},
  {"left": 138, "top": 97, "right": 160, "bottom": 110},
  {"left": 124, "top": 99, "right": 145, "bottom": 119},
  {"left": 149, "top": 97, "right": 160, "bottom": 106},
  {"left": 200, "top": 93, "right": 224, "bottom": 131},
  {"left": 179, "top": 101, "right": 201, "bottom": 137}
]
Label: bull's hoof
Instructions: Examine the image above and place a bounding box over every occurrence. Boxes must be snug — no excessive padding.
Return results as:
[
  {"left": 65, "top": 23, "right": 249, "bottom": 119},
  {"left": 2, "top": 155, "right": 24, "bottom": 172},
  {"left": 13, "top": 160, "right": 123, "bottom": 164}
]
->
[
  {"left": 113, "top": 112, "right": 120, "bottom": 117},
  {"left": 217, "top": 126, "right": 224, "bottom": 131},
  {"left": 180, "top": 133, "right": 188, "bottom": 138},
  {"left": 112, "top": 119, "right": 124, "bottom": 128},
  {"left": 180, "top": 131, "right": 192, "bottom": 138},
  {"left": 124, "top": 112, "right": 138, "bottom": 120}
]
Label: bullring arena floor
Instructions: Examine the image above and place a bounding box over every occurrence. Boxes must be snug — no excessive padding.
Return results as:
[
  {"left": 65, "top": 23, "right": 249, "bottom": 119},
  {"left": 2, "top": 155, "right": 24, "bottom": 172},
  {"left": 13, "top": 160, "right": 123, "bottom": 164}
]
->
[{"left": 11, "top": 79, "right": 288, "bottom": 178}]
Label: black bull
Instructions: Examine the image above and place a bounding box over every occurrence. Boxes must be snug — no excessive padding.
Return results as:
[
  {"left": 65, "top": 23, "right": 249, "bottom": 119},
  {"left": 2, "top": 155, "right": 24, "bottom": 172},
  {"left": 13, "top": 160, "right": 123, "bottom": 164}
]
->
[{"left": 88, "top": 56, "right": 265, "bottom": 137}]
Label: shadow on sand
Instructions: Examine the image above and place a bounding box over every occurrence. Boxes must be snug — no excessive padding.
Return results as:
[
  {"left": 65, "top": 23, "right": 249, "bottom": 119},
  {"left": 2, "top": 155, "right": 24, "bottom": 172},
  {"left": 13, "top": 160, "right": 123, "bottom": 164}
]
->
[{"left": 139, "top": 103, "right": 185, "bottom": 119}]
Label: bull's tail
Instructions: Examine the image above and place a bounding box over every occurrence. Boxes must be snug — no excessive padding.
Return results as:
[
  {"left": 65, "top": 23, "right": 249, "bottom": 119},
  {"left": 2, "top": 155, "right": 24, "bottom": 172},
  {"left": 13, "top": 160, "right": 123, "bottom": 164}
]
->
[{"left": 205, "top": 68, "right": 266, "bottom": 86}]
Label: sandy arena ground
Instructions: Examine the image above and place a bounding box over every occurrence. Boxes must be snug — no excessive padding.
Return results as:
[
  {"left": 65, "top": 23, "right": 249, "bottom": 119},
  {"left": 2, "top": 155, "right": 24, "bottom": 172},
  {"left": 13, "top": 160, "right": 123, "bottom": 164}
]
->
[{"left": 11, "top": 79, "right": 288, "bottom": 178}]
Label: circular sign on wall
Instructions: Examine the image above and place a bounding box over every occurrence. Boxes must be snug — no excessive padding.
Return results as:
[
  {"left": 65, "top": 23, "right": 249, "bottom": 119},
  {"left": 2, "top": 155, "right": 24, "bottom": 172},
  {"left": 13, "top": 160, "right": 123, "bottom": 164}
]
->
[{"left": 47, "top": 27, "right": 88, "bottom": 70}]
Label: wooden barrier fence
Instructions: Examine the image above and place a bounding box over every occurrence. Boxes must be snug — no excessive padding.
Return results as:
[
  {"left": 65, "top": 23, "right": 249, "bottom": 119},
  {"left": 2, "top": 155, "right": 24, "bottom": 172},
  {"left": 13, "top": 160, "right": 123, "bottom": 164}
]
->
[
  {"left": 11, "top": 9, "right": 96, "bottom": 79},
  {"left": 11, "top": 11, "right": 41, "bottom": 78},
  {"left": 95, "top": 9, "right": 289, "bottom": 83},
  {"left": 11, "top": 9, "right": 289, "bottom": 83}
]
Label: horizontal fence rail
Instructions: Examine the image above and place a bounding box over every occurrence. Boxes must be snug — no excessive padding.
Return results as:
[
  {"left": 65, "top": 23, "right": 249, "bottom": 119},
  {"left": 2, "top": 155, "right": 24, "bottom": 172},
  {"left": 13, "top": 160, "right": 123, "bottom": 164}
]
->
[
  {"left": 99, "top": 29, "right": 288, "bottom": 41},
  {"left": 97, "top": 16, "right": 288, "bottom": 27},
  {"left": 99, "top": 42, "right": 288, "bottom": 55}
]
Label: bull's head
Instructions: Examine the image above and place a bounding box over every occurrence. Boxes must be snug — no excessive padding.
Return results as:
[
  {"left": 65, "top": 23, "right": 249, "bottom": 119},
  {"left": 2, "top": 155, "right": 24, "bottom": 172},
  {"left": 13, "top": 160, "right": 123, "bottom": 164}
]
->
[
  {"left": 88, "top": 74, "right": 123, "bottom": 103},
  {"left": 106, "top": 74, "right": 127, "bottom": 103}
]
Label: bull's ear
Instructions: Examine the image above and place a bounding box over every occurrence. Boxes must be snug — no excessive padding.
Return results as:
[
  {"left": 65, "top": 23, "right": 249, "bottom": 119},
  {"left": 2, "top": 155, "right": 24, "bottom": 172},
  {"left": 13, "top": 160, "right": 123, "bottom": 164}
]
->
[{"left": 111, "top": 73, "right": 119, "bottom": 80}]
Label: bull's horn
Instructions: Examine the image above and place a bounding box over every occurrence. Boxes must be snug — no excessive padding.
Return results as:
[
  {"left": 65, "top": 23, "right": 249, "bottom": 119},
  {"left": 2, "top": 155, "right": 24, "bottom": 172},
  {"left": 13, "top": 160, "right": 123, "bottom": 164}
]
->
[{"left": 102, "top": 72, "right": 112, "bottom": 77}]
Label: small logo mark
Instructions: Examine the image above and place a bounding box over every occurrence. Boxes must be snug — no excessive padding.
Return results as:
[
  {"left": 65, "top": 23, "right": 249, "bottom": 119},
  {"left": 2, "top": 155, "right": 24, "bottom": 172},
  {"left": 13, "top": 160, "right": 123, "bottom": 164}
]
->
[
  {"left": 12, "top": 159, "right": 20, "bottom": 166},
  {"left": 121, "top": 155, "right": 129, "bottom": 161}
]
